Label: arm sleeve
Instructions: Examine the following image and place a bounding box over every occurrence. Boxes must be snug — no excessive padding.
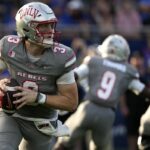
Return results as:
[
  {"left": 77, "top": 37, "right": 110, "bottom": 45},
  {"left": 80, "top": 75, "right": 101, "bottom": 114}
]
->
[
  {"left": 128, "top": 79, "right": 145, "bottom": 95},
  {"left": 64, "top": 48, "right": 76, "bottom": 73},
  {"left": 0, "top": 37, "right": 7, "bottom": 72},
  {"left": 57, "top": 70, "right": 75, "bottom": 84}
]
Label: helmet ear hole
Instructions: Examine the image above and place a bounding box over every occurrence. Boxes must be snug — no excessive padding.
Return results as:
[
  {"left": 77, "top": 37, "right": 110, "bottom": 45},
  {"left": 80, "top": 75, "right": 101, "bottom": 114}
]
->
[
  {"left": 109, "top": 49, "right": 115, "bottom": 54},
  {"left": 23, "top": 28, "right": 29, "bottom": 32}
]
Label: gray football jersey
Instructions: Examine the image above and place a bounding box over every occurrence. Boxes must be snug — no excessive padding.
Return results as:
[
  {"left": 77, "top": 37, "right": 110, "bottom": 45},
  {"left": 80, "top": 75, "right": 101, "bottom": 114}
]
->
[
  {"left": 0, "top": 35, "right": 76, "bottom": 119},
  {"left": 86, "top": 56, "right": 139, "bottom": 109}
]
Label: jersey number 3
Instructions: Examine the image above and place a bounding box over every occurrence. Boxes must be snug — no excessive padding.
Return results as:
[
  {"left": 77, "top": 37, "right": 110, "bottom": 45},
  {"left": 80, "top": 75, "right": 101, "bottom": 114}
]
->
[{"left": 97, "top": 71, "right": 116, "bottom": 100}]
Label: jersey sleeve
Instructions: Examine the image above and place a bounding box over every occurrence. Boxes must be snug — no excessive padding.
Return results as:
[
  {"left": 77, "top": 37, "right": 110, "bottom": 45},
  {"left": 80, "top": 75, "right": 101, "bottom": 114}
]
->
[
  {"left": 0, "top": 37, "right": 7, "bottom": 72},
  {"left": 0, "top": 36, "right": 5, "bottom": 57},
  {"left": 74, "top": 56, "right": 93, "bottom": 80},
  {"left": 64, "top": 47, "right": 76, "bottom": 73},
  {"left": 57, "top": 70, "right": 75, "bottom": 84},
  {"left": 127, "top": 63, "right": 140, "bottom": 79},
  {"left": 128, "top": 79, "right": 145, "bottom": 95},
  {"left": 0, "top": 35, "right": 21, "bottom": 73},
  {"left": 74, "top": 64, "right": 89, "bottom": 80},
  {"left": 127, "top": 63, "right": 145, "bottom": 95}
]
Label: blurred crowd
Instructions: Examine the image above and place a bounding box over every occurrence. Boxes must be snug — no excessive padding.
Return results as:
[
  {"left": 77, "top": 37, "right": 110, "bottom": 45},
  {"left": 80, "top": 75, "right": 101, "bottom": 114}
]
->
[
  {"left": 1, "top": 0, "right": 150, "bottom": 67},
  {"left": 1, "top": 0, "right": 150, "bottom": 150}
]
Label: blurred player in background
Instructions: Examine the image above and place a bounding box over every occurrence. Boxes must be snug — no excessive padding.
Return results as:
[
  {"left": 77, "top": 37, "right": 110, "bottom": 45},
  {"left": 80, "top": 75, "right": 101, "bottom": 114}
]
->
[
  {"left": 54, "top": 34, "right": 150, "bottom": 150},
  {"left": 0, "top": 2, "right": 78, "bottom": 150}
]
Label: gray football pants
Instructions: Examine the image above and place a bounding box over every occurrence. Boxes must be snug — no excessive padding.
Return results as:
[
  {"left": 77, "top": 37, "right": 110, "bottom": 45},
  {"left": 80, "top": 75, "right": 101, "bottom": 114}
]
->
[
  {"left": 56, "top": 101, "right": 115, "bottom": 150},
  {"left": 0, "top": 111, "right": 53, "bottom": 150}
]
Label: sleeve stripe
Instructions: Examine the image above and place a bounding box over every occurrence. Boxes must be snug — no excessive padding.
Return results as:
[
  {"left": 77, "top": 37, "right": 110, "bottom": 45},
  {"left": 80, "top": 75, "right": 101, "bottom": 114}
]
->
[{"left": 65, "top": 56, "right": 76, "bottom": 67}]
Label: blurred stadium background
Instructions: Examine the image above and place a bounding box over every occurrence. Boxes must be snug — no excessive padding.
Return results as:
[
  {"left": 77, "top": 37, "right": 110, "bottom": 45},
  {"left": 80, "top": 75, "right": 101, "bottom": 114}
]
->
[{"left": 1, "top": 0, "right": 150, "bottom": 150}]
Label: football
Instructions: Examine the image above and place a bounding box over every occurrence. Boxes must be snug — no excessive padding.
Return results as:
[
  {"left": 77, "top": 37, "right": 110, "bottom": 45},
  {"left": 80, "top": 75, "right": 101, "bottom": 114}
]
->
[{"left": 1, "top": 78, "right": 21, "bottom": 114}]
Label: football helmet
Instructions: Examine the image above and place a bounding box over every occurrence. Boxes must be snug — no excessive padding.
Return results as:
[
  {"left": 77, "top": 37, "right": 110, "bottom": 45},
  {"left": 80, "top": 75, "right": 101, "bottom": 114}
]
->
[
  {"left": 15, "top": 2, "right": 58, "bottom": 47},
  {"left": 98, "top": 34, "right": 130, "bottom": 61}
]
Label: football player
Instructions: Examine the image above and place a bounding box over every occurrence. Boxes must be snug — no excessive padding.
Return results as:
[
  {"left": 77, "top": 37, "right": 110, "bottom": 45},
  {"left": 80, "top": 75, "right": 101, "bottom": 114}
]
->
[
  {"left": 54, "top": 34, "right": 150, "bottom": 150},
  {"left": 0, "top": 2, "right": 78, "bottom": 150}
]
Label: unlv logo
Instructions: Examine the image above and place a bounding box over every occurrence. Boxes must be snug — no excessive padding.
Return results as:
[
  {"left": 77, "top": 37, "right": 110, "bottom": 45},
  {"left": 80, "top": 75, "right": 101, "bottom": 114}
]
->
[{"left": 19, "top": 7, "right": 40, "bottom": 19}]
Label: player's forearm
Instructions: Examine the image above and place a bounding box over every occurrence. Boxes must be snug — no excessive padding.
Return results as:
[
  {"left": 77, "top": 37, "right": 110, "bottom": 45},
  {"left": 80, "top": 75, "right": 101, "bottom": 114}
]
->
[
  {"left": 44, "top": 94, "right": 78, "bottom": 112},
  {"left": 13, "top": 83, "right": 79, "bottom": 111}
]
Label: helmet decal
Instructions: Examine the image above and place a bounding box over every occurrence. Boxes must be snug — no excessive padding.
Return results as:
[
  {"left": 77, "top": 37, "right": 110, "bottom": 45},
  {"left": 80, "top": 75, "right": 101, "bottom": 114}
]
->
[{"left": 19, "top": 7, "right": 40, "bottom": 20}]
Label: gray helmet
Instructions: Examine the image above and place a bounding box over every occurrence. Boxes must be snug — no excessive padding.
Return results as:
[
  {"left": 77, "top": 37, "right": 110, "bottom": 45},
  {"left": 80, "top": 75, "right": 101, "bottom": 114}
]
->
[
  {"left": 98, "top": 34, "right": 130, "bottom": 61},
  {"left": 15, "top": 2, "right": 58, "bottom": 47}
]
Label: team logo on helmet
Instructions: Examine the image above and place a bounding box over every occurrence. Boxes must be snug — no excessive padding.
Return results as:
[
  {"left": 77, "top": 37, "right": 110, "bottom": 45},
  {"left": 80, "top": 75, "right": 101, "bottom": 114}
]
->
[{"left": 19, "top": 7, "right": 40, "bottom": 20}]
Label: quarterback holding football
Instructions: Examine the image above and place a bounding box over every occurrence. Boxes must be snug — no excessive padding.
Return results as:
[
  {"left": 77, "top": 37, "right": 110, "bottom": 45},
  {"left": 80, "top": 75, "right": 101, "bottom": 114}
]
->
[{"left": 0, "top": 2, "right": 78, "bottom": 150}]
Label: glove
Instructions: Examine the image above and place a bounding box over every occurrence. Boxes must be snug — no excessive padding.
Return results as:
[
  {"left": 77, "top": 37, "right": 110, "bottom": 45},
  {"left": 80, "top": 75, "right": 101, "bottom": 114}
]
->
[{"left": 1, "top": 78, "right": 21, "bottom": 114}]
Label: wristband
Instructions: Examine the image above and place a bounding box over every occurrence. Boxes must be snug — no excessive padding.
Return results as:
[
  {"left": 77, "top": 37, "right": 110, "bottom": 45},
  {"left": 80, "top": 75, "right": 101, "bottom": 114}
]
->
[{"left": 35, "top": 93, "right": 46, "bottom": 104}]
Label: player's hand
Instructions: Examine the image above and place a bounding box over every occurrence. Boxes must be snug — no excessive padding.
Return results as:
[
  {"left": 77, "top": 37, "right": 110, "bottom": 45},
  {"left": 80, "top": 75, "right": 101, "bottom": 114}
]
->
[
  {"left": 13, "top": 86, "right": 38, "bottom": 109},
  {"left": 0, "top": 78, "right": 10, "bottom": 96}
]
